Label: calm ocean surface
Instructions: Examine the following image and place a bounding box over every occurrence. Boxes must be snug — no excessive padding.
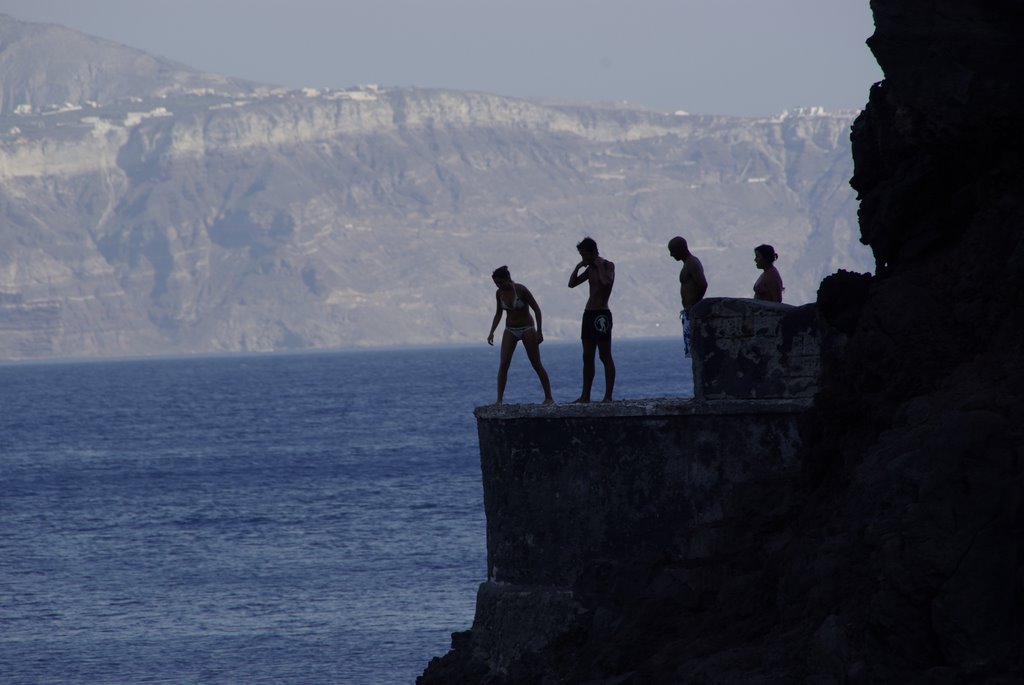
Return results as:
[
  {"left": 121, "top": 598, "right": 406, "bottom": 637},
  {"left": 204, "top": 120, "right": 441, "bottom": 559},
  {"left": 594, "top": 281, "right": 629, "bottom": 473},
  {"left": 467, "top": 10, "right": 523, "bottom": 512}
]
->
[{"left": 0, "top": 337, "right": 692, "bottom": 685}]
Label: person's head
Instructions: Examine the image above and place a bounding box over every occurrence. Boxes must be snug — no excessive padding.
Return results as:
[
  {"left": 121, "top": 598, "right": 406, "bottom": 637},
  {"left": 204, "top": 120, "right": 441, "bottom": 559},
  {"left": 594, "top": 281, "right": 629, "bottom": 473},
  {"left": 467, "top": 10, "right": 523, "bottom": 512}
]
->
[
  {"left": 576, "top": 236, "right": 598, "bottom": 264},
  {"left": 492, "top": 265, "right": 512, "bottom": 288},
  {"left": 668, "top": 236, "right": 690, "bottom": 261},
  {"left": 754, "top": 244, "right": 778, "bottom": 269}
]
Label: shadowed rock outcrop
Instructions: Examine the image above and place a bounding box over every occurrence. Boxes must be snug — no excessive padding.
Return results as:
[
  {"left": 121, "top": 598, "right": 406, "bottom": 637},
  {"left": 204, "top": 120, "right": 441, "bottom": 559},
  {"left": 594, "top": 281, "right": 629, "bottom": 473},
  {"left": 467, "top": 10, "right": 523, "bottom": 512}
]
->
[
  {"left": 421, "top": 1, "right": 1024, "bottom": 682},
  {"left": 792, "top": 1, "right": 1024, "bottom": 680}
]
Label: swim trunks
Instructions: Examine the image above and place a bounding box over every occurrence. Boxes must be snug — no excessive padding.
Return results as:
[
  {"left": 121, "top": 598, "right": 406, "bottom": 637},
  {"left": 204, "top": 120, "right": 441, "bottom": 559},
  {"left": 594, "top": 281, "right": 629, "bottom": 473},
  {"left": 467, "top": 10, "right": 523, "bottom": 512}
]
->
[
  {"left": 581, "top": 309, "right": 612, "bottom": 341},
  {"left": 680, "top": 309, "right": 691, "bottom": 358}
]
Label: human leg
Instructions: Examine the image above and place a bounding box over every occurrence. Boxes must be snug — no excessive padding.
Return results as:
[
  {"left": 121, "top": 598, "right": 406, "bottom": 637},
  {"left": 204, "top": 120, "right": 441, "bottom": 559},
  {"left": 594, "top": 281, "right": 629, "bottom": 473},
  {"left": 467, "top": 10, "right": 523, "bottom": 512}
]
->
[
  {"left": 597, "top": 338, "right": 615, "bottom": 402},
  {"left": 496, "top": 330, "right": 518, "bottom": 403},
  {"left": 521, "top": 331, "right": 554, "bottom": 404},
  {"left": 575, "top": 338, "right": 597, "bottom": 403}
]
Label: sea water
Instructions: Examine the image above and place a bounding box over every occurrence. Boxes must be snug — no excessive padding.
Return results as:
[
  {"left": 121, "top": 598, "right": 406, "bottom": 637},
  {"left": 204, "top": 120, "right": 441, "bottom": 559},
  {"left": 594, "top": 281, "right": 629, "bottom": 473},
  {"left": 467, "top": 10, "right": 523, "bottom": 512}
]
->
[{"left": 0, "top": 337, "right": 692, "bottom": 685}]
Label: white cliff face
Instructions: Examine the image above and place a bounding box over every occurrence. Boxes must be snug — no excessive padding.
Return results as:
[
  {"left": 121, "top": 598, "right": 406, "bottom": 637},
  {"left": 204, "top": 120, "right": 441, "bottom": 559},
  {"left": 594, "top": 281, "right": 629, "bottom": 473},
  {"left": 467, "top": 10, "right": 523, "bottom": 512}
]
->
[
  {"left": 0, "top": 122, "right": 125, "bottom": 179},
  {"left": 0, "top": 84, "right": 871, "bottom": 359}
]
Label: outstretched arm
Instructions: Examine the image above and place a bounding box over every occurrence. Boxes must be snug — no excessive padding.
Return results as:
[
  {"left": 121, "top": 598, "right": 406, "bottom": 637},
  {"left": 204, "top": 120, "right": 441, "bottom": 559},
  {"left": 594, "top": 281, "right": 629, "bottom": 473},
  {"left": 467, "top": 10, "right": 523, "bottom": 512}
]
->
[{"left": 487, "top": 293, "right": 503, "bottom": 345}]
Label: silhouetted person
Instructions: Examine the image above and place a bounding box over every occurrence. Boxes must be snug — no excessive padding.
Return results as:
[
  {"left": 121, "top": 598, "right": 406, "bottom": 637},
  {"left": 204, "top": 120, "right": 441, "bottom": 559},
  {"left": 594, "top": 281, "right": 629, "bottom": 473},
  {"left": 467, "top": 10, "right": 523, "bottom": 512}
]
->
[
  {"left": 753, "top": 244, "right": 784, "bottom": 302},
  {"left": 487, "top": 266, "right": 554, "bottom": 405},
  {"left": 668, "top": 236, "right": 708, "bottom": 358},
  {"left": 568, "top": 237, "right": 615, "bottom": 402}
]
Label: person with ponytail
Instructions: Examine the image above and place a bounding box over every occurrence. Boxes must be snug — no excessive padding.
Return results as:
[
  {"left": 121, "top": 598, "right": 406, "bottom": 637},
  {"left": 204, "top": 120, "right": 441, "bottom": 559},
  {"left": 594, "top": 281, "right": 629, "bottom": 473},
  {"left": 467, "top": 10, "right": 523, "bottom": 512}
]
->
[
  {"left": 486, "top": 266, "right": 554, "bottom": 405},
  {"left": 753, "top": 244, "right": 784, "bottom": 303}
]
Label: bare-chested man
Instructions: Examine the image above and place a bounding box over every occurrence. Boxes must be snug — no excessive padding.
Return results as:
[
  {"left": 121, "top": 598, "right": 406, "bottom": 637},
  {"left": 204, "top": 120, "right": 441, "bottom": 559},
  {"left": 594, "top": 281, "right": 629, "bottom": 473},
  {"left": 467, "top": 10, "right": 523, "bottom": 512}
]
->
[
  {"left": 568, "top": 237, "right": 615, "bottom": 402},
  {"left": 668, "top": 236, "right": 708, "bottom": 358}
]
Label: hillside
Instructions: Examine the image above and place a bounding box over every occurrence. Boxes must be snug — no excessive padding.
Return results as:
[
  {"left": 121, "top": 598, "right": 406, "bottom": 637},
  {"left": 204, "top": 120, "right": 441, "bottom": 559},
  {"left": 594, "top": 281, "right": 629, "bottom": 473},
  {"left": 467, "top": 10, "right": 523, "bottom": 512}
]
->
[
  {"left": 0, "top": 14, "right": 871, "bottom": 359},
  {"left": 0, "top": 13, "right": 258, "bottom": 116}
]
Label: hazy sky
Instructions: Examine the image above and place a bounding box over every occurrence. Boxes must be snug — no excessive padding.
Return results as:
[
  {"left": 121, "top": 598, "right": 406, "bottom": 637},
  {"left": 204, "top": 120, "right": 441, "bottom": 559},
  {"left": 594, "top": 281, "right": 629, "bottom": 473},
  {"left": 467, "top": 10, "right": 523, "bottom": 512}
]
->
[{"left": 0, "top": 0, "right": 882, "bottom": 117}]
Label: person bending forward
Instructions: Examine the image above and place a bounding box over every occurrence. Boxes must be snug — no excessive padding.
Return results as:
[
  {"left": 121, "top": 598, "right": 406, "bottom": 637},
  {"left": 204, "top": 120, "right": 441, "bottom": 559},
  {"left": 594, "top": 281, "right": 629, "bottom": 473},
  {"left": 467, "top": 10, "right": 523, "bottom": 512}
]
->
[{"left": 486, "top": 266, "right": 554, "bottom": 405}]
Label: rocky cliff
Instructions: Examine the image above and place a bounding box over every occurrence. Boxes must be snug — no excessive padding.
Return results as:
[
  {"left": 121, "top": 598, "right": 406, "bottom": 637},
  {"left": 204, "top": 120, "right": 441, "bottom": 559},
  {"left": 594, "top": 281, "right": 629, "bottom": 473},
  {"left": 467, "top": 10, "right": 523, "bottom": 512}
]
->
[
  {"left": 420, "top": 1, "right": 1024, "bottom": 682},
  {"left": 0, "top": 14, "right": 870, "bottom": 359},
  {"left": 0, "top": 13, "right": 258, "bottom": 115}
]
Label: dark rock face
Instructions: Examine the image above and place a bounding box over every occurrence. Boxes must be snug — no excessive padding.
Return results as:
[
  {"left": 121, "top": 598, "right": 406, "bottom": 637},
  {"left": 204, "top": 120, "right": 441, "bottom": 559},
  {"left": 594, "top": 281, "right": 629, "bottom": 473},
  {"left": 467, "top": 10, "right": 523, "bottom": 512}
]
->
[
  {"left": 797, "top": 1, "right": 1024, "bottom": 680},
  {"left": 421, "top": 1, "right": 1024, "bottom": 682}
]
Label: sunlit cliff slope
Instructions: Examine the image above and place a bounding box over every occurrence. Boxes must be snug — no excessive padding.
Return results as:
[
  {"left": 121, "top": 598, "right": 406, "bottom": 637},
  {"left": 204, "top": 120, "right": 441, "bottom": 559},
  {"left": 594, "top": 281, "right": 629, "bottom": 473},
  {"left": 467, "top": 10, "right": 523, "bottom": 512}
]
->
[{"left": 0, "top": 14, "right": 870, "bottom": 358}]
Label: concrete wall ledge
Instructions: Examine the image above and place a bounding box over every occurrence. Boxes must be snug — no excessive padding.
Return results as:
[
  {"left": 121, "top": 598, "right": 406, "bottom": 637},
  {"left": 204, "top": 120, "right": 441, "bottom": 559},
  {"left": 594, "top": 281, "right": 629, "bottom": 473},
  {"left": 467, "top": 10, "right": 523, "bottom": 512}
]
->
[
  {"left": 447, "top": 302, "right": 830, "bottom": 678},
  {"left": 691, "top": 298, "right": 826, "bottom": 400},
  {"left": 476, "top": 399, "right": 809, "bottom": 588},
  {"left": 474, "top": 397, "right": 812, "bottom": 420},
  {"left": 468, "top": 395, "right": 812, "bottom": 670}
]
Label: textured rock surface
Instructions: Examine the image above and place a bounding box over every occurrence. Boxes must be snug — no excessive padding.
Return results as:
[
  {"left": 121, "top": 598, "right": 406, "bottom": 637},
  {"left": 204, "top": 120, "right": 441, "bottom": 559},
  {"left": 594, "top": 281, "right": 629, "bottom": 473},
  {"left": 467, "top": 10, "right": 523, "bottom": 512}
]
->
[
  {"left": 476, "top": 399, "right": 807, "bottom": 588},
  {"left": 423, "top": 398, "right": 810, "bottom": 684},
  {"left": 691, "top": 297, "right": 827, "bottom": 400},
  {"left": 794, "top": 1, "right": 1024, "bottom": 680},
  {"left": 421, "top": 1, "right": 1024, "bottom": 682}
]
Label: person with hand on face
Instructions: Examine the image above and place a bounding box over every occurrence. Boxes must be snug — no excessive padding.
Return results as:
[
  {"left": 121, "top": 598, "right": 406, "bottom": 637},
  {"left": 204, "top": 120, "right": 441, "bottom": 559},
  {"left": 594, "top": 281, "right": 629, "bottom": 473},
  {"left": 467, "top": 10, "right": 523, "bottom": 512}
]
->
[
  {"left": 752, "top": 244, "right": 784, "bottom": 303},
  {"left": 568, "top": 237, "right": 615, "bottom": 403},
  {"left": 486, "top": 265, "right": 554, "bottom": 405}
]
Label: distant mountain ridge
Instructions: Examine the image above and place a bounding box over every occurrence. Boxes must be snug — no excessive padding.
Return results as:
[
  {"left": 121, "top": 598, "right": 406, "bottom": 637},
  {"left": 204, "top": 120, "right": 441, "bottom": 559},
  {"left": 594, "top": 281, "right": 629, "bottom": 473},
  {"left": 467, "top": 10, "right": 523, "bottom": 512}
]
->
[
  {"left": 0, "top": 14, "right": 872, "bottom": 359},
  {"left": 0, "top": 13, "right": 259, "bottom": 116}
]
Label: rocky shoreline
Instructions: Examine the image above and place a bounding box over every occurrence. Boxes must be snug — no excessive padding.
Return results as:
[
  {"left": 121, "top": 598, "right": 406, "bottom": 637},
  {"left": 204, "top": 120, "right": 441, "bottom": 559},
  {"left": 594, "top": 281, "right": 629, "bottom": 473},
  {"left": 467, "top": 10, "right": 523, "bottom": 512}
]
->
[{"left": 420, "top": 2, "right": 1024, "bottom": 682}]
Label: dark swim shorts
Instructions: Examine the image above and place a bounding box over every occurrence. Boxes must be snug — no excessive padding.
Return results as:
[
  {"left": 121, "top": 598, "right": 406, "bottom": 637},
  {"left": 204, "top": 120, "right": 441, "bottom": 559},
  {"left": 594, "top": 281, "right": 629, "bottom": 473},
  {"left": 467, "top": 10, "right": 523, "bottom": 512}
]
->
[{"left": 581, "top": 309, "right": 613, "bottom": 341}]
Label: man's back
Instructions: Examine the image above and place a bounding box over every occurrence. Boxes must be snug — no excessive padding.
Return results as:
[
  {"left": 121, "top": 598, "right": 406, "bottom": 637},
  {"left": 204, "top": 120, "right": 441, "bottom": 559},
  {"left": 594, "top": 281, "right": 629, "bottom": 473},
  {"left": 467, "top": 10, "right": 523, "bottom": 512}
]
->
[
  {"left": 680, "top": 254, "right": 707, "bottom": 310},
  {"left": 585, "top": 258, "right": 615, "bottom": 310}
]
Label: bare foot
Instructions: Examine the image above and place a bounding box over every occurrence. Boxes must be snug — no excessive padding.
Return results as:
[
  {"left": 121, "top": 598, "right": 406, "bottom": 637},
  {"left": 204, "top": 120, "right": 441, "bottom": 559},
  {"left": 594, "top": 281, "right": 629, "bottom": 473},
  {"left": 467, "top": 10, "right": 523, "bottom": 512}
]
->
[
  {"left": 572, "top": 396, "right": 591, "bottom": 404},
  {"left": 542, "top": 397, "right": 555, "bottom": 405},
  {"left": 495, "top": 398, "right": 503, "bottom": 405},
  {"left": 601, "top": 396, "right": 613, "bottom": 403}
]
